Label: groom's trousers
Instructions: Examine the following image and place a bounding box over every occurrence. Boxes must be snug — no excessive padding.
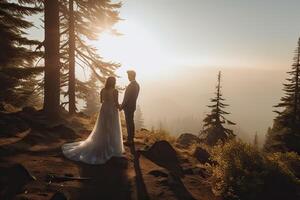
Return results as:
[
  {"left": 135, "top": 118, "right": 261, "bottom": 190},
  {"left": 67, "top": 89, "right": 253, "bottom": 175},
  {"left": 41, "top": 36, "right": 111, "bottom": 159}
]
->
[{"left": 124, "top": 110, "right": 135, "bottom": 142}]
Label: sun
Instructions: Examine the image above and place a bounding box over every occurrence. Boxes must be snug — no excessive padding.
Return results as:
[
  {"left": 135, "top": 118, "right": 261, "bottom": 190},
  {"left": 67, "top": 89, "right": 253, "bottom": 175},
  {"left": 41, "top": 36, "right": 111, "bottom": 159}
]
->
[{"left": 92, "top": 20, "right": 173, "bottom": 83}]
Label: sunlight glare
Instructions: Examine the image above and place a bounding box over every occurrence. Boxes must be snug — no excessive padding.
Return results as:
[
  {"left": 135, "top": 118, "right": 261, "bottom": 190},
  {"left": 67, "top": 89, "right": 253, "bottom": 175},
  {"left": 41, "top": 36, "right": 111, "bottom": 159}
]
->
[{"left": 93, "top": 20, "right": 173, "bottom": 84}]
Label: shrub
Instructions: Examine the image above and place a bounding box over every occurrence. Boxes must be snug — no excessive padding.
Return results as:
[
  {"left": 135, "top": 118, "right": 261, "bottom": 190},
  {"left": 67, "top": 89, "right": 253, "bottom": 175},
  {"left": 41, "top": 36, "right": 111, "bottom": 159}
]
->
[
  {"left": 268, "top": 151, "right": 300, "bottom": 179},
  {"left": 264, "top": 125, "right": 300, "bottom": 154},
  {"left": 208, "top": 139, "right": 300, "bottom": 200}
]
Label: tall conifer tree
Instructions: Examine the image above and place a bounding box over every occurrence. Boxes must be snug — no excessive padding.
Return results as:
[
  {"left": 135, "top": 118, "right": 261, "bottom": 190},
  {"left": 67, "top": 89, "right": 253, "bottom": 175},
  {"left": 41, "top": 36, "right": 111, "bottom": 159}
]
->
[
  {"left": 265, "top": 38, "right": 300, "bottom": 154},
  {"left": 59, "top": 0, "right": 121, "bottom": 114},
  {"left": 201, "top": 71, "right": 236, "bottom": 145},
  {"left": 43, "top": 0, "right": 61, "bottom": 117}
]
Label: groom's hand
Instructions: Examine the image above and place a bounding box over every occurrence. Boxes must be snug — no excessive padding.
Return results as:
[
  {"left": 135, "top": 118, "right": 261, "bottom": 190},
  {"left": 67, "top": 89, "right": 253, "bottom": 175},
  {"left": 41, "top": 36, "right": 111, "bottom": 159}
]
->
[{"left": 118, "top": 104, "right": 123, "bottom": 111}]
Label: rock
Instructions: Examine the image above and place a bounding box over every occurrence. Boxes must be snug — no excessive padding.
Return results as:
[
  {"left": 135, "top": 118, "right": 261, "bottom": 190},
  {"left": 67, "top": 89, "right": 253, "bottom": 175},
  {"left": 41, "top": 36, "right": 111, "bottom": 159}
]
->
[
  {"left": 193, "top": 147, "right": 211, "bottom": 164},
  {"left": 148, "top": 169, "right": 168, "bottom": 178},
  {"left": 50, "top": 192, "right": 68, "bottom": 200},
  {"left": 176, "top": 133, "right": 200, "bottom": 147},
  {"left": 140, "top": 128, "right": 149, "bottom": 132},
  {"left": 8, "top": 164, "right": 36, "bottom": 181},
  {"left": 140, "top": 140, "right": 184, "bottom": 177},
  {"left": 0, "top": 164, "right": 35, "bottom": 199}
]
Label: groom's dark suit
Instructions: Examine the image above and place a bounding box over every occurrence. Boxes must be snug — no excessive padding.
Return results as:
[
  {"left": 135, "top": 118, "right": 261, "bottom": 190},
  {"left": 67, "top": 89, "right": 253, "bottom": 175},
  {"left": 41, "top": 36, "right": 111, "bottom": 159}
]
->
[{"left": 121, "top": 80, "right": 140, "bottom": 142}]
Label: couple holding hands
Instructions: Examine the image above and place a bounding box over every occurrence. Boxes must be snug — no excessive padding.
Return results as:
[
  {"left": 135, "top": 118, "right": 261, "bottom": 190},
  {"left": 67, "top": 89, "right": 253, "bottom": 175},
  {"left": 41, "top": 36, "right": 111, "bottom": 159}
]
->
[{"left": 62, "top": 70, "right": 140, "bottom": 164}]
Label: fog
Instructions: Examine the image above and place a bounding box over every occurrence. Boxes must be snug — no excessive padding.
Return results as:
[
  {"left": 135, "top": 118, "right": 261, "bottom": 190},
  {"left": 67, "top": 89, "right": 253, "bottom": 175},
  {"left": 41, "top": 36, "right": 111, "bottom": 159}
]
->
[{"left": 134, "top": 66, "right": 286, "bottom": 142}]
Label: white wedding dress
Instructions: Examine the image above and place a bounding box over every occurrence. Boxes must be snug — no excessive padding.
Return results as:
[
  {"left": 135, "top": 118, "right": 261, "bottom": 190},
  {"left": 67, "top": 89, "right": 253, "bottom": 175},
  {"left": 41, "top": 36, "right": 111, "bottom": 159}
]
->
[{"left": 62, "top": 88, "right": 124, "bottom": 164}]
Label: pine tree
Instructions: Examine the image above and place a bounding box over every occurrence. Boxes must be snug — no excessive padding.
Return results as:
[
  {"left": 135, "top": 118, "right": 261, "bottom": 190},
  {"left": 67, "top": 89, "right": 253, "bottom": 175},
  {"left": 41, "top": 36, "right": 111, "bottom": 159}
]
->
[
  {"left": 43, "top": 0, "right": 61, "bottom": 117},
  {"left": 67, "top": 0, "right": 76, "bottom": 114},
  {"left": 0, "top": 0, "right": 43, "bottom": 108},
  {"left": 135, "top": 105, "right": 145, "bottom": 130},
  {"left": 201, "top": 71, "right": 236, "bottom": 145},
  {"left": 59, "top": 0, "right": 121, "bottom": 114},
  {"left": 265, "top": 38, "right": 300, "bottom": 154}
]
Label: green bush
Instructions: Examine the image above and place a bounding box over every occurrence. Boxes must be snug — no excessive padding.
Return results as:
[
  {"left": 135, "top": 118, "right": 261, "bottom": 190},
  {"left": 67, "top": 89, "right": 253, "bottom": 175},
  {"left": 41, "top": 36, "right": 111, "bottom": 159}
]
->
[{"left": 208, "top": 139, "right": 300, "bottom": 200}]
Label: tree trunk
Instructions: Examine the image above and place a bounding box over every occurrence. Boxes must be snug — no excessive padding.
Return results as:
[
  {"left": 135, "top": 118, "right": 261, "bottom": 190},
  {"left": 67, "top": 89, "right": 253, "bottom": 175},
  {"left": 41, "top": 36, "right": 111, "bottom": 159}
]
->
[
  {"left": 68, "top": 0, "right": 76, "bottom": 114},
  {"left": 43, "top": 0, "right": 61, "bottom": 117}
]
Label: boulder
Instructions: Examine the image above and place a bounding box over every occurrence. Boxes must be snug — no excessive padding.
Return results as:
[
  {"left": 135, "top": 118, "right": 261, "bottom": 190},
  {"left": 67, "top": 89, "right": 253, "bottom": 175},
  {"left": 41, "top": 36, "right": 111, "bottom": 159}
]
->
[
  {"left": 0, "top": 164, "right": 35, "bottom": 199},
  {"left": 193, "top": 147, "right": 211, "bottom": 164},
  {"left": 140, "top": 140, "right": 184, "bottom": 177},
  {"left": 176, "top": 133, "right": 200, "bottom": 147}
]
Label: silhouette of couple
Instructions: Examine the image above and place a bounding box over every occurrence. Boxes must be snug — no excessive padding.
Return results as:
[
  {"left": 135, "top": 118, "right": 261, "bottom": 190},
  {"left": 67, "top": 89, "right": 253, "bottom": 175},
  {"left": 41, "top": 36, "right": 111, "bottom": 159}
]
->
[{"left": 62, "top": 70, "right": 140, "bottom": 164}]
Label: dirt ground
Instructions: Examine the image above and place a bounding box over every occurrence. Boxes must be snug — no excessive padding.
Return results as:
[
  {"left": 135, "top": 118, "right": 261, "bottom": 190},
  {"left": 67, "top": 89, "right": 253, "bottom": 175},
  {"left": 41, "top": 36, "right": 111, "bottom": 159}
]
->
[{"left": 0, "top": 115, "right": 219, "bottom": 200}]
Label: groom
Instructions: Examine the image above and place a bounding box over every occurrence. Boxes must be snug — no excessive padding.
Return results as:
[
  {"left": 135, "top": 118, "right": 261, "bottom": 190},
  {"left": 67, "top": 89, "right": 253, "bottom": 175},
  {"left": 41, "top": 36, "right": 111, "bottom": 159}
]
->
[{"left": 120, "top": 70, "right": 140, "bottom": 145}]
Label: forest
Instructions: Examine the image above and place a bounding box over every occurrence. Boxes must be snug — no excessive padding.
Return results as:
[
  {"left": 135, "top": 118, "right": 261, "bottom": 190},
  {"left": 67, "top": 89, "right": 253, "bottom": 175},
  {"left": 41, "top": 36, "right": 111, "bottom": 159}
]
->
[{"left": 0, "top": 0, "right": 300, "bottom": 200}]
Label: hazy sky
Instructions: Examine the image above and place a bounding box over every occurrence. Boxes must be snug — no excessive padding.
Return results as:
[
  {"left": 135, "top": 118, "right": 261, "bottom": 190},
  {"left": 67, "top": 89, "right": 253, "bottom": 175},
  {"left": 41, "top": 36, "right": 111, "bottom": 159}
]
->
[
  {"left": 28, "top": 0, "right": 300, "bottom": 139},
  {"left": 93, "top": 0, "right": 300, "bottom": 137},
  {"left": 97, "top": 0, "right": 300, "bottom": 70}
]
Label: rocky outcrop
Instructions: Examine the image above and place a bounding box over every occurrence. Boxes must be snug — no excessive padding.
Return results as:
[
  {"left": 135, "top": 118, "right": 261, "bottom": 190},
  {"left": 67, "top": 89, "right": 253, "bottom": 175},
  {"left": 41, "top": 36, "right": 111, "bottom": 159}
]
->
[{"left": 140, "top": 140, "right": 184, "bottom": 177}]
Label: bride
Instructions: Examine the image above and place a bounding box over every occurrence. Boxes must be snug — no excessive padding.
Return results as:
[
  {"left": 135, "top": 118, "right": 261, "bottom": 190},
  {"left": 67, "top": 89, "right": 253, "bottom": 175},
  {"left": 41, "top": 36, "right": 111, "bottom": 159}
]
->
[{"left": 62, "top": 76, "right": 124, "bottom": 164}]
